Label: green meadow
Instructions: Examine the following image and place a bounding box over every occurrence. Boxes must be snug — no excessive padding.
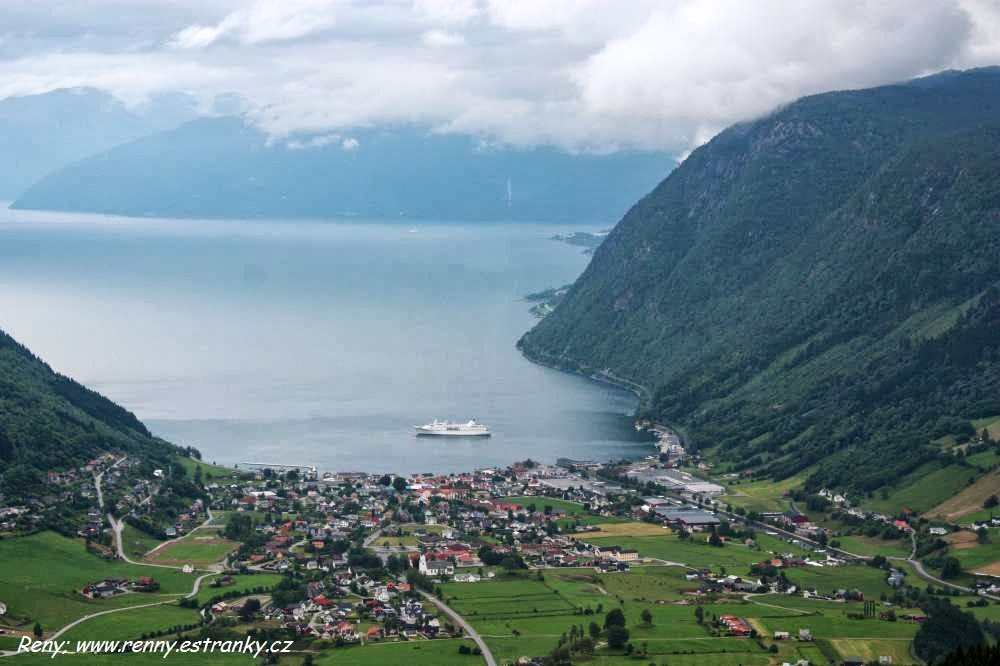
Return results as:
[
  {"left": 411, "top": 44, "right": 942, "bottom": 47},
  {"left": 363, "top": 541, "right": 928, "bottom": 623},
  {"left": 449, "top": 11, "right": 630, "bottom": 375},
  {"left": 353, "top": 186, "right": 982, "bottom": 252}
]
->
[
  {"left": 0, "top": 532, "right": 201, "bottom": 632},
  {"left": 316, "top": 639, "right": 481, "bottom": 665}
]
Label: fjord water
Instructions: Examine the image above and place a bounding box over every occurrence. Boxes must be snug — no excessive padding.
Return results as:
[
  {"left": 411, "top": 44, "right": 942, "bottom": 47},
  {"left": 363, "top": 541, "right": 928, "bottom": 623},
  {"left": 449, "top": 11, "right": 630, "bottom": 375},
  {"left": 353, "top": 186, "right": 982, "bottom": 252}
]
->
[{"left": 0, "top": 207, "right": 648, "bottom": 472}]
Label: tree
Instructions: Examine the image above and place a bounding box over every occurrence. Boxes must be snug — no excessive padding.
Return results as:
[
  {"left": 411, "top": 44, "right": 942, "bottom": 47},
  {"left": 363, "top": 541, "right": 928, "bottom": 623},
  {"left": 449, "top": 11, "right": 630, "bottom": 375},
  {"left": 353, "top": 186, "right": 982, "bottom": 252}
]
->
[
  {"left": 985, "top": 494, "right": 999, "bottom": 509},
  {"left": 392, "top": 477, "right": 407, "bottom": 493},
  {"left": 588, "top": 621, "right": 601, "bottom": 640},
  {"left": 940, "top": 556, "right": 962, "bottom": 579},
  {"left": 239, "top": 598, "right": 261, "bottom": 621},
  {"left": 640, "top": 608, "right": 653, "bottom": 626},
  {"left": 33, "top": 622, "right": 43, "bottom": 638},
  {"left": 607, "top": 625, "right": 629, "bottom": 650},
  {"left": 708, "top": 525, "right": 723, "bottom": 547},
  {"left": 604, "top": 608, "right": 626, "bottom": 629},
  {"left": 378, "top": 474, "right": 391, "bottom": 486},
  {"left": 914, "top": 598, "right": 985, "bottom": 663},
  {"left": 694, "top": 606, "right": 705, "bottom": 624}
]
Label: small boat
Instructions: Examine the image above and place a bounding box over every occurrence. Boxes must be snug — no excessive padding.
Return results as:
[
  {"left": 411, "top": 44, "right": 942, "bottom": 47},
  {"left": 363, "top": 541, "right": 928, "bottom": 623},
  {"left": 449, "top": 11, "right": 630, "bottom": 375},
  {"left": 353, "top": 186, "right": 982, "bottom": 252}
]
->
[{"left": 415, "top": 419, "right": 491, "bottom": 437}]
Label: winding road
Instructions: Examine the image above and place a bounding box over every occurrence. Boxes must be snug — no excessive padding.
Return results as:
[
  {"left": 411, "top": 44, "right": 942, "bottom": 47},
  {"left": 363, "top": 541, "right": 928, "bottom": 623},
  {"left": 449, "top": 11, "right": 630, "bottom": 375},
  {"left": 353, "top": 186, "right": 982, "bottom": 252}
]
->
[
  {"left": 419, "top": 591, "right": 497, "bottom": 666},
  {"left": 0, "top": 462, "right": 229, "bottom": 657}
]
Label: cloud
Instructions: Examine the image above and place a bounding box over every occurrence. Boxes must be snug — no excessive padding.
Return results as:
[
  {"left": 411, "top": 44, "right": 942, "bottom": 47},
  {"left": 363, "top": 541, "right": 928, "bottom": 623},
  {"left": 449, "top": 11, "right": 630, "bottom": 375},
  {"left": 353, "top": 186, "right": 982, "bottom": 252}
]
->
[
  {"left": 170, "top": 0, "right": 338, "bottom": 49},
  {"left": 421, "top": 29, "right": 465, "bottom": 47},
  {"left": 1, "top": 0, "right": 999, "bottom": 153},
  {"left": 413, "top": 0, "right": 481, "bottom": 26}
]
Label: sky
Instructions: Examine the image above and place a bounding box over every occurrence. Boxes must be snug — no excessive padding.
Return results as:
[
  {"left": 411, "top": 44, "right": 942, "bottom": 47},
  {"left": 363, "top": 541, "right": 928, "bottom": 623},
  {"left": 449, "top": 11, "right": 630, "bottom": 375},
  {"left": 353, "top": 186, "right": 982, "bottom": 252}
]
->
[{"left": 1, "top": 0, "right": 999, "bottom": 154}]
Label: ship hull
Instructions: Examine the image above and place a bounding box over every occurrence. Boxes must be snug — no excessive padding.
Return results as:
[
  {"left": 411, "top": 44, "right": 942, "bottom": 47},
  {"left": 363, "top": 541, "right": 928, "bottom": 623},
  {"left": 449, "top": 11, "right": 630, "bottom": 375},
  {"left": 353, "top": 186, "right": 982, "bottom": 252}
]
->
[{"left": 415, "top": 428, "right": 491, "bottom": 437}]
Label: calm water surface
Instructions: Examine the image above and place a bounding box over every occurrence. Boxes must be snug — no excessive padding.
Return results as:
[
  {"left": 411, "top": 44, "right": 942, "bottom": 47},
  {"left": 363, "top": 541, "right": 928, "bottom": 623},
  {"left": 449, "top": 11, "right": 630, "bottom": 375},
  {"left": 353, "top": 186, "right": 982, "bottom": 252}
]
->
[{"left": 0, "top": 207, "right": 649, "bottom": 472}]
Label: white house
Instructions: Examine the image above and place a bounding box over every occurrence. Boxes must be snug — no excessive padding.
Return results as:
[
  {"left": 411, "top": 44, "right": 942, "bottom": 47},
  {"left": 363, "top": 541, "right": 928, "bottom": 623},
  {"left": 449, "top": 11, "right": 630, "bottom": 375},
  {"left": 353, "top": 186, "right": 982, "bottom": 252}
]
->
[{"left": 418, "top": 553, "right": 453, "bottom": 577}]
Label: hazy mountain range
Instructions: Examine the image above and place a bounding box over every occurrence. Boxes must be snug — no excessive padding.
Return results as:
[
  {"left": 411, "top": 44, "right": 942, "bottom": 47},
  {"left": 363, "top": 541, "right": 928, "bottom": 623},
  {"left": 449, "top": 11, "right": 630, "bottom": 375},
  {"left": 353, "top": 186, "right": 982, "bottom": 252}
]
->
[
  {"left": 4, "top": 92, "right": 672, "bottom": 223},
  {"left": 0, "top": 87, "right": 198, "bottom": 199}
]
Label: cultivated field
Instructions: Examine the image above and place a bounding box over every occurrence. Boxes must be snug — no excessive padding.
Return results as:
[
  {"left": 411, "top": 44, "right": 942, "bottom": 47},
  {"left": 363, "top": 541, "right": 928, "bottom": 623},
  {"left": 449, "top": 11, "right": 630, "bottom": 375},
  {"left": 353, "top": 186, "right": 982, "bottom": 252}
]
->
[
  {"left": 0, "top": 532, "right": 202, "bottom": 632},
  {"left": 928, "top": 471, "right": 1000, "bottom": 522},
  {"left": 144, "top": 530, "right": 238, "bottom": 567}
]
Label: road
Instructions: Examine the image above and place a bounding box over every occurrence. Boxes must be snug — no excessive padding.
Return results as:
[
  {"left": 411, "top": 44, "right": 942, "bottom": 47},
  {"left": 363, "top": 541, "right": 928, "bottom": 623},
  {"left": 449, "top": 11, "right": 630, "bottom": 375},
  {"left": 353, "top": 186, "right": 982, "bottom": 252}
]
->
[
  {"left": 0, "top": 468, "right": 225, "bottom": 655},
  {"left": 419, "top": 591, "right": 497, "bottom": 666},
  {"left": 109, "top": 505, "right": 218, "bottom": 572},
  {"left": 93, "top": 456, "right": 126, "bottom": 512}
]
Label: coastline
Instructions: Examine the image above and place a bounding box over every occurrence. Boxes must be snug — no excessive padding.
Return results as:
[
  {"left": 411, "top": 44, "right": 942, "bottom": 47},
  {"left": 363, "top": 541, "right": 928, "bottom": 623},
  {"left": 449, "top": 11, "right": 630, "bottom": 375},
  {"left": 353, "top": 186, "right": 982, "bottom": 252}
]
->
[{"left": 515, "top": 337, "right": 693, "bottom": 452}]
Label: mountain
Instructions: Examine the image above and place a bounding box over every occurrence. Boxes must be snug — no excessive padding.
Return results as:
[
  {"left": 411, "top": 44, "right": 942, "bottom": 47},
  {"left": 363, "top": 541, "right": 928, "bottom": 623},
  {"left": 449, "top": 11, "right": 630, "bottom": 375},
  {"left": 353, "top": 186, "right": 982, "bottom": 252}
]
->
[
  {"left": 0, "top": 327, "right": 184, "bottom": 499},
  {"left": 519, "top": 67, "right": 1000, "bottom": 493},
  {"left": 11, "top": 119, "right": 671, "bottom": 223},
  {"left": 0, "top": 87, "right": 197, "bottom": 199}
]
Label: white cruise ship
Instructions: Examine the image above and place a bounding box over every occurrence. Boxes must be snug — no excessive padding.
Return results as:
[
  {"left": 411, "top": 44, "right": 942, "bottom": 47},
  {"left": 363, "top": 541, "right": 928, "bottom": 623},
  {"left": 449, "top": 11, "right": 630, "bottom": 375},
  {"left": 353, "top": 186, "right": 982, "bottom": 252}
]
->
[{"left": 415, "top": 419, "right": 491, "bottom": 437}]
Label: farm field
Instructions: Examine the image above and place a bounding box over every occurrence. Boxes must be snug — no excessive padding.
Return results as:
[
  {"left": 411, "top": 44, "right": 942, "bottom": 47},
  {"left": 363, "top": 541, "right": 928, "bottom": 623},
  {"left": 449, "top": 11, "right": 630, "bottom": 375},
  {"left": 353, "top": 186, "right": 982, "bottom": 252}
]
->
[
  {"left": 0, "top": 532, "right": 201, "bottom": 632},
  {"left": 576, "top": 533, "right": 780, "bottom": 569},
  {"left": 719, "top": 474, "right": 804, "bottom": 514},
  {"left": 835, "top": 535, "right": 911, "bottom": 559},
  {"left": 193, "top": 573, "right": 284, "bottom": 605},
  {"left": 867, "top": 464, "right": 977, "bottom": 514},
  {"left": 780, "top": 563, "right": 912, "bottom": 602},
  {"left": 948, "top": 533, "right": 1000, "bottom": 575},
  {"left": 121, "top": 524, "right": 164, "bottom": 559},
  {"left": 500, "top": 496, "right": 589, "bottom": 515},
  {"left": 317, "top": 640, "right": 481, "bottom": 666},
  {"left": 439, "top": 560, "right": 921, "bottom": 665},
  {"left": 928, "top": 471, "right": 1000, "bottom": 522},
  {"left": 974, "top": 415, "right": 1000, "bottom": 440},
  {"left": 827, "top": 637, "right": 914, "bottom": 665},
  {"left": 174, "top": 456, "right": 242, "bottom": 484},
  {"left": 59, "top": 602, "right": 200, "bottom": 642},
  {"left": 145, "top": 530, "right": 238, "bottom": 568},
  {"left": 9, "top": 652, "right": 256, "bottom": 665},
  {"left": 577, "top": 521, "right": 670, "bottom": 538},
  {"left": 371, "top": 522, "right": 448, "bottom": 547}
]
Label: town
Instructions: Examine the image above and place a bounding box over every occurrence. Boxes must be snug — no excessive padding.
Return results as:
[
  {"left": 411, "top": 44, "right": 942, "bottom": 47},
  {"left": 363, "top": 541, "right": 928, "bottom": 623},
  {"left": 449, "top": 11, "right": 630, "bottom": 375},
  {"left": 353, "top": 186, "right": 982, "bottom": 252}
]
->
[{"left": 4, "top": 422, "right": 1000, "bottom": 666}]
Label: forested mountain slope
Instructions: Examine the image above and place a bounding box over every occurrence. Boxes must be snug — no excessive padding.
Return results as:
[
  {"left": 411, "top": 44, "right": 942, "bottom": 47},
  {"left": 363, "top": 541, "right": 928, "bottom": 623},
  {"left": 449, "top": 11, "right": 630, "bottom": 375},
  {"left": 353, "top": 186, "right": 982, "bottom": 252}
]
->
[
  {"left": 0, "top": 328, "right": 183, "bottom": 498},
  {"left": 519, "top": 67, "right": 1000, "bottom": 492}
]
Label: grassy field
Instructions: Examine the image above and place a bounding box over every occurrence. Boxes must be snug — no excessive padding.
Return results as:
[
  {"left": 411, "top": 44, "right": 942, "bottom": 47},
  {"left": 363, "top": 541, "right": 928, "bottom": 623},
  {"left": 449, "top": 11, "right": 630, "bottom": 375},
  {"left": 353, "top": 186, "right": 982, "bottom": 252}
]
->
[
  {"left": 827, "top": 637, "right": 914, "bottom": 664},
  {"left": 720, "top": 474, "right": 804, "bottom": 513},
  {"left": 836, "top": 535, "right": 911, "bottom": 558},
  {"left": 783, "top": 563, "right": 903, "bottom": 601},
  {"left": 145, "top": 531, "right": 238, "bottom": 567},
  {"left": 974, "top": 415, "right": 1000, "bottom": 440},
  {"left": 121, "top": 524, "right": 164, "bottom": 559},
  {"left": 576, "top": 522, "right": 671, "bottom": 538},
  {"left": 193, "top": 573, "right": 284, "bottom": 605},
  {"left": 577, "top": 533, "right": 781, "bottom": 569},
  {"left": 174, "top": 456, "right": 242, "bottom": 483},
  {"left": 500, "top": 496, "right": 589, "bottom": 515},
  {"left": 949, "top": 534, "right": 1000, "bottom": 575},
  {"left": 868, "top": 463, "right": 978, "bottom": 514},
  {"left": 371, "top": 523, "right": 449, "bottom": 548},
  {"left": 928, "top": 471, "right": 1000, "bottom": 522},
  {"left": 316, "top": 640, "right": 482, "bottom": 665},
  {"left": 7, "top": 653, "right": 256, "bottom": 665},
  {"left": 432, "top": 556, "right": 927, "bottom": 666},
  {"left": 0, "top": 532, "right": 200, "bottom": 632},
  {"left": 59, "top": 603, "right": 201, "bottom": 642}
]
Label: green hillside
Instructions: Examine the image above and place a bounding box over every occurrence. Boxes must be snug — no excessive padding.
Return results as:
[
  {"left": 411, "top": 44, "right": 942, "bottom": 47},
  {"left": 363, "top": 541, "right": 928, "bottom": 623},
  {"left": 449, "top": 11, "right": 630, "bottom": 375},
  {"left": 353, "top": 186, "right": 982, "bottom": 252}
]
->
[
  {"left": 520, "top": 67, "right": 1000, "bottom": 493},
  {"left": 0, "top": 327, "right": 183, "bottom": 499}
]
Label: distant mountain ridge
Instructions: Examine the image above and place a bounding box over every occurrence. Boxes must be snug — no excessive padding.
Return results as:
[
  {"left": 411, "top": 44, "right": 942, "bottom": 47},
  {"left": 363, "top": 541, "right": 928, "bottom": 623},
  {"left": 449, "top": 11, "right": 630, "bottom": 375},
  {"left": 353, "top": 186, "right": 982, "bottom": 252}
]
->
[
  {"left": 0, "top": 87, "right": 197, "bottom": 198},
  {"left": 0, "top": 327, "right": 183, "bottom": 499},
  {"left": 11, "top": 120, "right": 672, "bottom": 223},
  {"left": 519, "top": 67, "right": 1000, "bottom": 492}
]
